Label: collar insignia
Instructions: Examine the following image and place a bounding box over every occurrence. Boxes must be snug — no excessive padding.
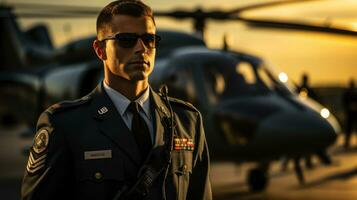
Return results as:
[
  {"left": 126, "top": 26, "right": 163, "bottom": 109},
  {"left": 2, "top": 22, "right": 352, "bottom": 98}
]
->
[{"left": 98, "top": 106, "right": 108, "bottom": 115}]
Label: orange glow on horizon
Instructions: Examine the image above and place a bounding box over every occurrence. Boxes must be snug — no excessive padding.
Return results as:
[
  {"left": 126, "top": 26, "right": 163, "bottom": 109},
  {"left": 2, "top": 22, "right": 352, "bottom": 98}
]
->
[{"left": 9, "top": 0, "right": 357, "bottom": 86}]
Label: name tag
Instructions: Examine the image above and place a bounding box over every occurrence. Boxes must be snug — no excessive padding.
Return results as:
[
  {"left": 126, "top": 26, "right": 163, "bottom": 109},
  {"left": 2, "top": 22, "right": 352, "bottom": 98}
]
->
[{"left": 84, "top": 150, "right": 112, "bottom": 160}]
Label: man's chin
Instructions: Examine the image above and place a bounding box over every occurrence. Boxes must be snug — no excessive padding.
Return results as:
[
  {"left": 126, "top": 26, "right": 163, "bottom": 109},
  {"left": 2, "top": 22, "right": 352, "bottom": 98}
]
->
[{"left": 129, "top": 72, "right": 147, "bottom": 82}]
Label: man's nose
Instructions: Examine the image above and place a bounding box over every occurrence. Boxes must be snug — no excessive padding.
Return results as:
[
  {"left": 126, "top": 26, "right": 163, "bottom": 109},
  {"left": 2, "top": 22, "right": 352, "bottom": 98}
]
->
[{"left": 134, "top": 38, "right": 147, "bottom": 54}]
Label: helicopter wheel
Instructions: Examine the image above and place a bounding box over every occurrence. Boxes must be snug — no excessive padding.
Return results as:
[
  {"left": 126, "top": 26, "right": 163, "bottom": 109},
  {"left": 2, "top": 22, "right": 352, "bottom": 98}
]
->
[{"left": 247, "top": 168, "right": 268, "bottom": 192}]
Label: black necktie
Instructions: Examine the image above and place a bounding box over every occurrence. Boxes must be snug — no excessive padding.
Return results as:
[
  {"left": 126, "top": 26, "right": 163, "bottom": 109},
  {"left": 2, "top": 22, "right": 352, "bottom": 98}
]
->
[{"left": 128, "top": 102, "right": 152, "bottom": 160}]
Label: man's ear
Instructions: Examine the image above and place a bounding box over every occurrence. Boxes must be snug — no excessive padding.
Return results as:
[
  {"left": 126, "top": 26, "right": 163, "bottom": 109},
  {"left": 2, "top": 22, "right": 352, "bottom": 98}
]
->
[{"left": 93, "top": 39, "right": 106, "bottom": 60}]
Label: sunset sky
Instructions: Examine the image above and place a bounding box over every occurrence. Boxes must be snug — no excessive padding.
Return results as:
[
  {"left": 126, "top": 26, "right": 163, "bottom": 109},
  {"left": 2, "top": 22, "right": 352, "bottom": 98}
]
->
[{"left": 3, "top": 0, "right": 357, "bottom": 86}]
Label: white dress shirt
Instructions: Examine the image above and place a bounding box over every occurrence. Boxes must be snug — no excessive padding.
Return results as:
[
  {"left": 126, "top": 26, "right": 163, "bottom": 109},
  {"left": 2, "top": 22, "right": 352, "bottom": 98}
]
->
[{"left": 103, "top": 82, "right": 155, "bottom": 143}]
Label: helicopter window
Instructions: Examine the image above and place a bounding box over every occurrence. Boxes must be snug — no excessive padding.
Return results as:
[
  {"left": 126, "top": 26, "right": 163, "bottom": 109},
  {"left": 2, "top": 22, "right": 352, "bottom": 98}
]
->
[
  {"left": 214, "top": 73, "right": 225, "bottom": 95},
  {"left": 257, "top": 65, "right": 275, "bottom": 90},
  {"left": 236, "top": 62, "right": 256, "bottom": 84},
  {"left": 259, "top": 62, "right": 295, "bottom": 96},
  {"left": 202, "top": 60, "right": 273, "bottom": 103},
  {"left": 201, "top": 66, "right": 225, "bottom": 104}
]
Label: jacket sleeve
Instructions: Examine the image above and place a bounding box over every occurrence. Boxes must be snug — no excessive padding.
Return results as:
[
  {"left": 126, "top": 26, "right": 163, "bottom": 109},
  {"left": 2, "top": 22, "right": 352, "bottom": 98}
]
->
[
  {"left": 21, "top": 111, "right": 74, "bottom": 200},
  {"left": 187, "top": 112, "right": 212, "bottom": 200}
]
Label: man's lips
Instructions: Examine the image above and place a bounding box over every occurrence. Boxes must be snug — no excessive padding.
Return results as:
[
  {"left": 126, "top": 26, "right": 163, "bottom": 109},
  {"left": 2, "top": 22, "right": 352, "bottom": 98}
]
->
[{"left": 129, "top": 60, "right": 149, "bottom": 65}]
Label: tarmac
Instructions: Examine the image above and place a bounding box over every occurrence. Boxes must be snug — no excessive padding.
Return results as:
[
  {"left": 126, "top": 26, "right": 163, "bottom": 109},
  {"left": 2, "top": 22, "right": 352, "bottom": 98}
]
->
[
  {"left": 1, "top": 125, "right": 357, "bottom": 200},
  {"left": 212, "top": 136, "right": 357, "bottom": 200}
]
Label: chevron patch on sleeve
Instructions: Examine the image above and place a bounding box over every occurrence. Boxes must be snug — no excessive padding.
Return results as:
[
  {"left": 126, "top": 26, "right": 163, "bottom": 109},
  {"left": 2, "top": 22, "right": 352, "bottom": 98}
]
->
[
  {"left": 26, "top": 128, "right": 50, "bottom": 174},
  {"left": 26, "top": 151, "right": 47, "bottom": 174}
]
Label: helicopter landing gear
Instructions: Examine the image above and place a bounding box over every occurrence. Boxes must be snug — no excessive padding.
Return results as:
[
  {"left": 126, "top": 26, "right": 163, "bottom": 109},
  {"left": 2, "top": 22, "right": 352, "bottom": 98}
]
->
[{"left": 247, "top": 168, "right": 269, "bottom": 192}]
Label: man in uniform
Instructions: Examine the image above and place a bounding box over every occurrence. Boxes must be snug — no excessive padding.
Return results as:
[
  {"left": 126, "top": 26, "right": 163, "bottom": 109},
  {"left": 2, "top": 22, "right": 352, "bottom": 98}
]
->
[{"left": 21, "top": 1, "right": 212, "bottom": 199}]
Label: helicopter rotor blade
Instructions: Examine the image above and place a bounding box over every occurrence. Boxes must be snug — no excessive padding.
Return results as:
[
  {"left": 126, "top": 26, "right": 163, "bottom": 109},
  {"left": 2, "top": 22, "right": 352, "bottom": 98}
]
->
[
  {"left": 3, "top": 3, "right": 100, "bottom": 14},
  {"left": 3, "top": 1, "right": 356, "bottom": 37},
  {"left": 227, "top": 0, "right": 320, "bottom": 15},
  {"left": 234, "top": 16, "right": 357, "bottom": 36},
  {"left": 0, "top": 3, "right": 100, "bottom": 18}
]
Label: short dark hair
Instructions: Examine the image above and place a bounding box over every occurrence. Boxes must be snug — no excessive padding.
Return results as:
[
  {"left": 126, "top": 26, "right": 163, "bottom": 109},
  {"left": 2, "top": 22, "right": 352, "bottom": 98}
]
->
[{"left": 96, "top": 0, "right": 155, "bottom": 39}]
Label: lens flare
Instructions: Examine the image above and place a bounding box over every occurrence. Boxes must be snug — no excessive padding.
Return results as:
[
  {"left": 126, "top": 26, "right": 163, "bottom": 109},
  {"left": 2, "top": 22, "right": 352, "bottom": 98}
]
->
[
  {"left": 320, "top": 108, "right": 330, "bottom": 119},
  {"left": 278, "top": 72, "right": 288, "bottom": 83}
]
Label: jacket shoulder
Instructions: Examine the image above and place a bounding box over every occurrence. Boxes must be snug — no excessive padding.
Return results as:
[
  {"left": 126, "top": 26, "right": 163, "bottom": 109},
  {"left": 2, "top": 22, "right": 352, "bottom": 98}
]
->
[
  {"left": 166, "top": 96, "right": 199, "bottom": 113},
  {"left": 45, "top": 95, "right": 92, "bottom": 115}
]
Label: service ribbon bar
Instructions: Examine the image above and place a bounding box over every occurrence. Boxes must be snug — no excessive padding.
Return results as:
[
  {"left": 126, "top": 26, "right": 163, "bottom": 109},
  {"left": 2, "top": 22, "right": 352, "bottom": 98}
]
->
[{"left": 174, "top": 138, "right": 194, "bottom": 151}]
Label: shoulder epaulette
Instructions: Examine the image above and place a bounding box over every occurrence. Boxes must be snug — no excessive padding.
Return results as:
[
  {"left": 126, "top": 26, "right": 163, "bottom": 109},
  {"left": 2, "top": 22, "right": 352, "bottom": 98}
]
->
[
  {"left": 167, "top": 96, "right": 198, "bottom": 112},
  {"left": 46, "top": 95, "right": 92, "bottom": 115}
]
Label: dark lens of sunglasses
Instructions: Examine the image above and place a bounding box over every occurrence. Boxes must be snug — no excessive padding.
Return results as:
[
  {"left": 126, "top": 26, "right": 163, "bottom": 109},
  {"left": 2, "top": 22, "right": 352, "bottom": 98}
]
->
[
  {"left": 116, "top": 34, "right": 138, "bottom": 48},
  {"left": 115, "top": 33, "right": 159, "bottom": 48},
  {"left": 141, "top": 34, "right": 156, "bottom": 48}
]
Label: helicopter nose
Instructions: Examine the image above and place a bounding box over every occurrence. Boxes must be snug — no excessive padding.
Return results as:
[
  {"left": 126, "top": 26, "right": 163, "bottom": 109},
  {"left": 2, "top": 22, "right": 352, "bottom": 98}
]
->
[{"left": 252, "top": 111, "right": 337, "bottom": 154}]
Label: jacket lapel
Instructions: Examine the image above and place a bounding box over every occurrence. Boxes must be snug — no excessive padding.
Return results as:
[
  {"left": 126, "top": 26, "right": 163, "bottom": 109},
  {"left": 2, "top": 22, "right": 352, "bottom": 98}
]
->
[
  {"left": 91, "top": 83, "right": 142, "bottom": 166},
  {"left": 150, "top": 89, "right": 172, "bottom": 148}
]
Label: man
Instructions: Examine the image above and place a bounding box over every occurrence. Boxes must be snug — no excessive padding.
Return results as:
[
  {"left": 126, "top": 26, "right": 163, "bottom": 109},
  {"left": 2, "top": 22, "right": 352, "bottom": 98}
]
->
[
  {"left": 21, "top": 1, "right": 212, "bottom": 199},
  {"left": 296, "top": 73, "right": 319, "bottom": 101},
  {"left": 343, "top": 79, "right": 357, "bottom": 149}
]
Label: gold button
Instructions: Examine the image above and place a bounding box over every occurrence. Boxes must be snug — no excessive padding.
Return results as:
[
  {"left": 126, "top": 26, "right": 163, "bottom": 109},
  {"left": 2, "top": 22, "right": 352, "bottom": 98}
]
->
[{"left": 94, "top": 172, "right": 103, "bottom": 180}]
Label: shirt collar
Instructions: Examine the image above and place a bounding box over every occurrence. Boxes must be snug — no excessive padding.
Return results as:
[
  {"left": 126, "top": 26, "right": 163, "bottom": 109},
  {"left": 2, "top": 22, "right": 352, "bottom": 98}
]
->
[{"left": 103, "top": 81, "right": 151, "bottom": 118}]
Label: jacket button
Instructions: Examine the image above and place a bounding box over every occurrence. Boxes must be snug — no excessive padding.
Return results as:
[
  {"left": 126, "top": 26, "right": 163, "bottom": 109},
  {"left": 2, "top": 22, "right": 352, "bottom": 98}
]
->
[
  {"left": 94, "top": 172, "right": 103, "bottom": 180},
  {"left": 182, "top": 165, "right": 187, "bottom": 173}
]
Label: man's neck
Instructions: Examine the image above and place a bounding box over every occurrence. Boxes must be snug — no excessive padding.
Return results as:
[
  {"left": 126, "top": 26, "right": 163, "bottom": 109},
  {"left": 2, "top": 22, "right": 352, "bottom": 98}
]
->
[{"left": 104, "top": 78, "right": 148, "bottom": 101}]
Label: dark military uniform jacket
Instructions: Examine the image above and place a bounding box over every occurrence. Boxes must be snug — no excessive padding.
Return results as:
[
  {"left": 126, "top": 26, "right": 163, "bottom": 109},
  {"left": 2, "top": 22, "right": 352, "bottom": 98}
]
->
[{"left": 21, "top": 83, "right": 212, "bottom": 200}]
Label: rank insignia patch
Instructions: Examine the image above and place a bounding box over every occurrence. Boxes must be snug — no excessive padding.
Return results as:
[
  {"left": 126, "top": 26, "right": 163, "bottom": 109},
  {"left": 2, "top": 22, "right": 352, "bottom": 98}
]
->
[
  {"left": 33, "top": 129, "right": 49, "bottom": 154},
  {"left": 26, "top": 151, "right": 46, "bottom": 174},
  {"left": 174, "top": 138, "right": 194, "bottom": 151}
]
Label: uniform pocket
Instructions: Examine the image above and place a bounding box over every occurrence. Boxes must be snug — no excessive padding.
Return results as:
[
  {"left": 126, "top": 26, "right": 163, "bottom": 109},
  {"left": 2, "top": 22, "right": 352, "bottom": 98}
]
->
[
  {"left": 76, "top": 160, "right": 125, "bottom": 200},
  {"left": 171, "top": 151, "right": 193, "bottom": 200},
  {"left": 77, "top": 160, "right": 124, "bottom": 181}
]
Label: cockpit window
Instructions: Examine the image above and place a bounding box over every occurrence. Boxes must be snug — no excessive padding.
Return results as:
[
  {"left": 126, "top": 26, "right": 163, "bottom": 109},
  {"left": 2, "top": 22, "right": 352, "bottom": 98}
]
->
[
  {"left": 259, "top": 62, "right": 296, "bottom": 96},
  {"left": 236, "top": 62, "right": 256, "bottom": 84},
  {"left": 202, "top": 61, "right": 264, "bottom": 103},
  {"left": 257, "top": 65, "right": 275, "bottom": 90},
  {"left": 201, "top": 58, "right": 293, "bottom": 104}
]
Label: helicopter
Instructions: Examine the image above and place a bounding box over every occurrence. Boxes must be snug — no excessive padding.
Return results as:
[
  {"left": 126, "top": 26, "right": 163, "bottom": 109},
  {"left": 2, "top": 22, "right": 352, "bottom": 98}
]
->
[
  {"left": 149, "top": 45, "right": 340, "bottom": 190},
  {"left": 0, "top": 0, "right": 349, "bottom": 191}
]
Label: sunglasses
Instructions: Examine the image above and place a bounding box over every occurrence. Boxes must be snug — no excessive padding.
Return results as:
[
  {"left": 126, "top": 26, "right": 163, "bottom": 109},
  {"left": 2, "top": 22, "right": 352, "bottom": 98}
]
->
[{"left": 100, "top": 33, "right": 161, "bottom": 49}]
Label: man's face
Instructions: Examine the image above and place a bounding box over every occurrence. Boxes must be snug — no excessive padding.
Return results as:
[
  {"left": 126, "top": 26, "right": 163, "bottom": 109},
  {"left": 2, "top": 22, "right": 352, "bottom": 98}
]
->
[{"left": 101, "top": 15, "right": 156, "bottom": 83}]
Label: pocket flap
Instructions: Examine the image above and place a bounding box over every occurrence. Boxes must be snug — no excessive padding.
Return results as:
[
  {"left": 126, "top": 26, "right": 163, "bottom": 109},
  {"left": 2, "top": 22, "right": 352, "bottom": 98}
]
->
[
  {"left": 77, "top": 160, "right": 125, "bottom": 182},
  {"left": 171, "top": 151, "right": 193, "bottom": 175}
]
